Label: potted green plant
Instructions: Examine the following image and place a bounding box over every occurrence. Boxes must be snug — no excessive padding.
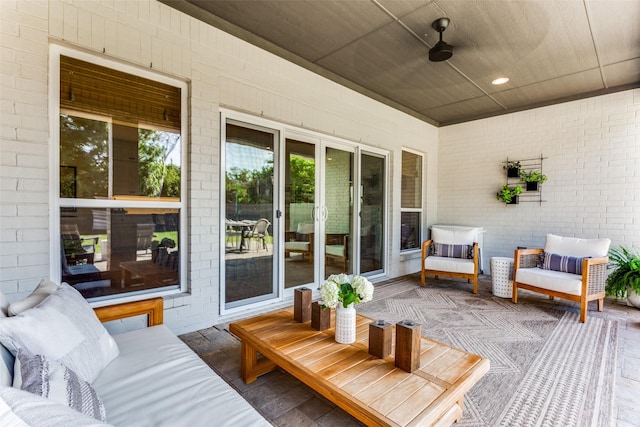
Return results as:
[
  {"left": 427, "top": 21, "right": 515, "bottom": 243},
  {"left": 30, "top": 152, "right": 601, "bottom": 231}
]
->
[
  {"left": 503, "top": 161, "right": 521, "bottom": 178},
  {"left": 519, "top": 170, "right": 548, "bottom": 191},
  {"left": 605, "top": 246, "right": 640, "bottom": 309},
  {"left": 496, "top": 184, "right": 522, "bottom": 204}
]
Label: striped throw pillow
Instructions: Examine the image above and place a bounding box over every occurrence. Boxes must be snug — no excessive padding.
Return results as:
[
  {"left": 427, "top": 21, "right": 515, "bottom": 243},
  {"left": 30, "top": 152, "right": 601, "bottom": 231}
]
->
[
  {"left": 13, "top": 348, "right": 107, "bottom": 422},
  {"left": 542, "top": 252, "right": 587, "bottom": 275},
  {"left": 431, "top": 243, "right": 473, "bottom": 259}
]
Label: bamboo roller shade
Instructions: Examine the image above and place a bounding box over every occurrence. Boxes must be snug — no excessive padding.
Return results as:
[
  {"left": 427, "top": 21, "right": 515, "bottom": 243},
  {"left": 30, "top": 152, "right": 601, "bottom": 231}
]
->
[{"left": 60, "top": 56, "right": 181, "bottom": 131}]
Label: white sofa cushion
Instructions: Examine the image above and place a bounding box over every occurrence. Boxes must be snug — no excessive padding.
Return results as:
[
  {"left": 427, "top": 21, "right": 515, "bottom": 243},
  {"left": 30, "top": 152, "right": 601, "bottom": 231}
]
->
[
  {"left": 8, "top": 279, "right": 58, "bottom": 317},
  {"left": 326, "top": 244, "right": 345, "bottom": 257},
  {"left": 0, "top": 284, "right": 119, "bottom": 383},
  {"left": 544, "top": 234, "right": 611, "bottom": 257},
  {"left": 424, "top": 256, "right": 475, "bottom": 274},
  {"left": 14, "top": 349, "right": 107, "bottom": 422},
  {"left": 0, "top": 386, "right": 112, "bottom": 427},
  {"left": 93, "top": 325, "right": 270, "bottom": 427},
  {"left": 516, "top": 268, "right": 583, "bottom": 295},
  {"left": 431, "top": 227, "right": 475, "bottom": 245}
]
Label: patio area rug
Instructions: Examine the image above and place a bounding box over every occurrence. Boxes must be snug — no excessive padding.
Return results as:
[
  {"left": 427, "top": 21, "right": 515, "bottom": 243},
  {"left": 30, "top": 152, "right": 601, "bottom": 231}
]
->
[{"left": 357, "top": 275, "right": 618, "bottom": 427}]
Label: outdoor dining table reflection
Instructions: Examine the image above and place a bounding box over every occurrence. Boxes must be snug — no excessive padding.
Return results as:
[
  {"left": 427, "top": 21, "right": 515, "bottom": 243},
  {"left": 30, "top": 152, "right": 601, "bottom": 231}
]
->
[{"left": 225, "top": 219, "right": 256, "bottom": 253}]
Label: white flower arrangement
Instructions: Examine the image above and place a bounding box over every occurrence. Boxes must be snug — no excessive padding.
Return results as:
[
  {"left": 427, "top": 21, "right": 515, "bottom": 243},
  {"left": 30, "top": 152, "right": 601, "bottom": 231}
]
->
[{"left": 319, "top": 274, "right": 374, "bottom": 309}]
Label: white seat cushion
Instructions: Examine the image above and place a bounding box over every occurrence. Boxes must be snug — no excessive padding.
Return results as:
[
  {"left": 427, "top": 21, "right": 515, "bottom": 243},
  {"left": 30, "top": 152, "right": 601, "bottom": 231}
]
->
[
  {"left": 93, "top": 325, "right": 269, "bottom": 427},
  {"left": 424, "top": 256, "right": 474, "bottom": 274},
  {"left": 285, "top": 241, "right": 310, "bottom": 251},
  {"left": 516, "top": 268, "right": 583, "bottom": 295},
  {"left": 325, "top": 245, "right": 345, "bottom": 257}
]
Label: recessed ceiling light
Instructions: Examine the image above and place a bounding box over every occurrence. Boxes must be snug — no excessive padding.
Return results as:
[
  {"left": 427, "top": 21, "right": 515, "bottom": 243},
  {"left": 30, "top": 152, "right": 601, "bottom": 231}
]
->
[{"left": 492, "top": 77, "right": 509, "bottom": 85}]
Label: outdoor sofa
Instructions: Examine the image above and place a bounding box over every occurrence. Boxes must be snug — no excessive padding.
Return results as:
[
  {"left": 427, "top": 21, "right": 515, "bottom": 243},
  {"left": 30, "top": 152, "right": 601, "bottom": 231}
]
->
[{"left": 0, "top": 281, "right": 269, "bottom": 426}]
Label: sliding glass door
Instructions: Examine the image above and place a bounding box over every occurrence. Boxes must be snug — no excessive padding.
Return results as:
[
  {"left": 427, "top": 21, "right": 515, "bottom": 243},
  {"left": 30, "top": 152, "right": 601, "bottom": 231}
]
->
[
  {"left": 223, "top": 122, "right": 277, "bottom": 309},
  {"left": 359, "top": 152, "right": 385, "bottom": 275},
  {"left": 323, "top": 146, "right": 354, "bottom": 278},
  {"left": 221, "top": 112, "right": 387, "bottom": 313},
  {"left": 284, "top": 138, "right": 317, "bottom": 289}
]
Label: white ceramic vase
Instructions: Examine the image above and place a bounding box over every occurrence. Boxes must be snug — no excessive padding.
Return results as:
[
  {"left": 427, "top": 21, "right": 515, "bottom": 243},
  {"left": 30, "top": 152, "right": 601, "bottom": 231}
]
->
[{"left": 335, "top": 303, "right": 356, "bottom": 344}]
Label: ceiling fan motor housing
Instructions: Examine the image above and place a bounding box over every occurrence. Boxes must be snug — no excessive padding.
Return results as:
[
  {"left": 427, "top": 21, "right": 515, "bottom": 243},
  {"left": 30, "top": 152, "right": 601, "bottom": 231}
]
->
[{"left": 429, "top": 42, "right": 453, "bottom": 61}]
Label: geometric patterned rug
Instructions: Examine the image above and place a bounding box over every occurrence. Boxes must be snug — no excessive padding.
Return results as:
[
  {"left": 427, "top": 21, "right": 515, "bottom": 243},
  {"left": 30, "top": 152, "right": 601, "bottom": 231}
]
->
[{"left": 357, "top": 275, "right": 618, "bottom": 427}]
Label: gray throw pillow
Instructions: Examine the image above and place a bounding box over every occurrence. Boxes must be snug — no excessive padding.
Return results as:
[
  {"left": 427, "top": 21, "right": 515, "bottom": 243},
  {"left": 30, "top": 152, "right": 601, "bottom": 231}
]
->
[
  {"left": 0, "top": 386, "right": 112, "bottom": 427},
  {"left": 14, "top": 348, "right": 107, "bottom": 422}
]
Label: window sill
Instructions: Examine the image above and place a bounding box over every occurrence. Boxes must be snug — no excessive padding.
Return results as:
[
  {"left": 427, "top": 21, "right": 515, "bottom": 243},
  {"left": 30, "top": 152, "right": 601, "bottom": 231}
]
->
[{"left": 400, "top": 250, "right": 421, "bottom": 262}]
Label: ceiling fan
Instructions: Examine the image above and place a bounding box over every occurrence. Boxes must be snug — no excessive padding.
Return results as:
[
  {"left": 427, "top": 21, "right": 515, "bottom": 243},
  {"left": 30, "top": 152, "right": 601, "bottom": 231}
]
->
[{"left": 429, "top": 17, "right": 454, "bottom": 62}]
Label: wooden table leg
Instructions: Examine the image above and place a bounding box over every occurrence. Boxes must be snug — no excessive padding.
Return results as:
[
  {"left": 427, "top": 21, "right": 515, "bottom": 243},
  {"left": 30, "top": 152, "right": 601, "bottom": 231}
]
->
[{"left": 240, "top": 340, "right": 278, "bottom": 384}]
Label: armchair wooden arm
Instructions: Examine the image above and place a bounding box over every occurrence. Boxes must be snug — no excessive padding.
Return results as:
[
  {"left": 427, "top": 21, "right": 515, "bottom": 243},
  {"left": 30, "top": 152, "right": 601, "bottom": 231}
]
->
[
  {"left": 421, "top": 239, "right": 434, "bottom": 262},
  {"left": 513, "top": 248, "right": 544, "bottom": 274},
  {"left": 93, "top": 297, "right": 164, "bottom": 326},
  {"left": 583, "top": 256, "right": 609, "bottom": 296}
]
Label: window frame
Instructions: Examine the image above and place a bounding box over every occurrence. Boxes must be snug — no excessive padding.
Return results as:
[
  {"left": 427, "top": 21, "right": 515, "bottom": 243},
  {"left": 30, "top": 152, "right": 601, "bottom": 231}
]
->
[
  {"left": 400, "top": 148, "right": 424, "bottom": 252},
  {"left": 49, "top": 44, "right": 188, "bottom": 305}
]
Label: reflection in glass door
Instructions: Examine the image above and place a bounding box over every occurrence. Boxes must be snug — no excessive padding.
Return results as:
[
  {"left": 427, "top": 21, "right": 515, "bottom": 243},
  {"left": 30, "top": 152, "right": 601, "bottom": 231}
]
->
[
  {"left": 324, "top": 147, "right": 354, "bottom": 278},
  {"left": 284, "top": 139, "right": 316, "bottom": 289},
  {"left": 223, "top": 123, "right": 277, "bottom": 308},
  {"left": 360, "top": 153, "right": 385, "bottom": 275}
]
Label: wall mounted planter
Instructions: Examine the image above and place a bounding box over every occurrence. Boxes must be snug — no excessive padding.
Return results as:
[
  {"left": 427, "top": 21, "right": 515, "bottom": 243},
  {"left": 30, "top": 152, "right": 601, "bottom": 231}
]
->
[
  {"left": 499, "top": 155, "right": 547, "bottom": 205},
  {"left": 506, "top": 166, "right": 520, "bottom": 178}
]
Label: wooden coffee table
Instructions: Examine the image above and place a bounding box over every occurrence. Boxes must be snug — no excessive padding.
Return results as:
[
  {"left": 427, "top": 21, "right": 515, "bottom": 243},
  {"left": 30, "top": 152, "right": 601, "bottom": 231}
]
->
[{"left": 229, "top": 308, "right": 489, "bottom": 427}]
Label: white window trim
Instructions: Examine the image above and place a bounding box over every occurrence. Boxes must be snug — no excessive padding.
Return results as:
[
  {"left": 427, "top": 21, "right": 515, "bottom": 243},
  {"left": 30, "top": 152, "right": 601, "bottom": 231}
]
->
[{"left": 49, "top": 44, "right": 188, "bottom": 306}]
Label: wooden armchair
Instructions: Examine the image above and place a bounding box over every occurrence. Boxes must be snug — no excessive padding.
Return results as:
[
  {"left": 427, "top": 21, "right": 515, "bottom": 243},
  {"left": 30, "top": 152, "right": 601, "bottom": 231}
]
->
[
  {"left": 421, "top": 239, "right": 479, "bottom": 294},
  {"left": 512, "top": 234, "right": 610, "bottom": 323},
  {"left": 284, "top": 223, "right": 314, "bottom": 263},
  {"left": 325, "top": 233, "right": 348, "bottom": 272}
]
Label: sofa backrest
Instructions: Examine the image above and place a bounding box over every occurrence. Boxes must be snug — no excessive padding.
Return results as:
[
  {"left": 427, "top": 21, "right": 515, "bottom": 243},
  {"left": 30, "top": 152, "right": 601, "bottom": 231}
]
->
[{"left": 544, "top": 234, "right": 611, "bottom": 258}]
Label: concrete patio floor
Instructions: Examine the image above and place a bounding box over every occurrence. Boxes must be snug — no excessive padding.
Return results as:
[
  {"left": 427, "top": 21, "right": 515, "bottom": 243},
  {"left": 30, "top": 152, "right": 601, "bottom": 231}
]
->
[{"left": 180, "top": 274, "right": 640, "bottom": 426}]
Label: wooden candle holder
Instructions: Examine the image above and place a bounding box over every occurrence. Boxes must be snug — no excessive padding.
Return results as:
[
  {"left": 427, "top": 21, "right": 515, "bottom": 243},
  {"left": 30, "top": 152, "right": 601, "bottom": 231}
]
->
[
  {"left": 368, "top": 320, "right": 392, "bottom": 359},
  {"left": 395, "top": 319, "right": 421, "bottom": 372},
  {"left": 294, "top": 287, "right": 312, "bottom": 323},
  {"left": 311, "top": 301, "right": 331, "bottom": 330}
]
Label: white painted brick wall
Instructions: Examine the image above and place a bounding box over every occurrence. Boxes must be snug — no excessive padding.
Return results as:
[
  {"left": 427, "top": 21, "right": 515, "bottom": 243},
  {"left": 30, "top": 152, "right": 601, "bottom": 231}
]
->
[
  {"left": 1, "top": 0, "right": 437, "bottom": 334},
  {"left": 439, "top": 89, "right": 640, "bottom": 272},
  {"left": 3, "top": 0, "right": 636, "bottom": 334}
]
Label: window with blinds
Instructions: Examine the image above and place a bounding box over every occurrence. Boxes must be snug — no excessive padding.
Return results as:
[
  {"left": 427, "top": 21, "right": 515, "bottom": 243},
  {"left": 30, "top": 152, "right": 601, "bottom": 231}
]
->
[{"left": 57, "top": 54, "right": 185, "bottom": 302}]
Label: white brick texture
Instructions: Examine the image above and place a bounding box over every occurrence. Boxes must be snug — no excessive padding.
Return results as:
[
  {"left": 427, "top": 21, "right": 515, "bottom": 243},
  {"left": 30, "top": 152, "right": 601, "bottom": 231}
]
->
[{"left": 439, "top": 90, "right": 640, "bottom": 271}]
